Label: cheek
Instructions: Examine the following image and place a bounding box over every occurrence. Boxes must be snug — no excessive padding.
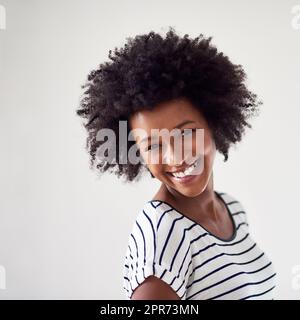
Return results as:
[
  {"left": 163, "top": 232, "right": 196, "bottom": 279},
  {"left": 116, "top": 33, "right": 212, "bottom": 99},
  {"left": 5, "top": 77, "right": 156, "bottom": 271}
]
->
[
  {"left": 140, "top": 149, "right": 164, "bottom": 166},
  {"left": 147, "top": 163, "right": 164, "bottom": 176},
  {"left": 203, "top": 137, "right": 216, "bottom": 171},
  {"left": 187, "top": 131, "right": 215, "bottom": 159},
  {"left": 139, "top": 150, "right": 164, "bottom": 174},
  {"left": 191, "top": 132, "right": 215, "bottom": 175}
]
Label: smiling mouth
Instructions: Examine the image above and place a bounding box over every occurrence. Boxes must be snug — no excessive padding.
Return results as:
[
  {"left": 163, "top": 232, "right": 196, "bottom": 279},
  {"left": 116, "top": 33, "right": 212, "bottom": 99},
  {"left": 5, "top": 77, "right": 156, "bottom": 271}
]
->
[{"left": 166, "top": 157, "right": 202, "bottom": 178}]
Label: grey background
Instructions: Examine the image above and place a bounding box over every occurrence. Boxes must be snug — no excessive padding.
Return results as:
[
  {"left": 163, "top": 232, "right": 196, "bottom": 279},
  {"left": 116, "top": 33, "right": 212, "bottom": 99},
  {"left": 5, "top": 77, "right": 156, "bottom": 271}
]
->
[{"left": 0, "top": 0, "right": 299, "bottom": 299}]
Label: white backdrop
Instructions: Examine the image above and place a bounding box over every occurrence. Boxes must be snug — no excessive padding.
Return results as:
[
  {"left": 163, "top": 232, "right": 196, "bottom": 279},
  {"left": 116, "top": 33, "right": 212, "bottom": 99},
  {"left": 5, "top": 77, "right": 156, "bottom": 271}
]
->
[{"left": 0, "top": 0, "right": 299, "bottom": 299}]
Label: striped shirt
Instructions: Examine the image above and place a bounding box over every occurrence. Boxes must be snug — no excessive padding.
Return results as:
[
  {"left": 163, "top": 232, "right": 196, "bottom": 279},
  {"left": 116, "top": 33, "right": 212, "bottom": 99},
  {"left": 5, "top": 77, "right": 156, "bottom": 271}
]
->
[{"left": 122, "top": 191, "right": 277, "bottom": 300}]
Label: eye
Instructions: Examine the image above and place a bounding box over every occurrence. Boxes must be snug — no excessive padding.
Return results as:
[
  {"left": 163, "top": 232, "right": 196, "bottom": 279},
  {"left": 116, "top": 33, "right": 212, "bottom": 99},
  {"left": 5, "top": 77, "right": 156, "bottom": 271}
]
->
[
  {"left": 181, "top": 128, "right": 196, "bottom": 137},
  {"left": 145, "top": 143, "right": 160, "bottom": 152}
]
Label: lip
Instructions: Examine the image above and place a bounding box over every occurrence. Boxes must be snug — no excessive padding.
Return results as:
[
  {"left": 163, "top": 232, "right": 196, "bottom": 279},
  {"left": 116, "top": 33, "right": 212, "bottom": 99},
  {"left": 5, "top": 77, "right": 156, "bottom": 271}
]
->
[
  {"left": 166, "top": 157, "right": 202, "bottom": 184},
  {"left": 167, "top": 173, "right": 199, "bottom": 184},
  {"left": 167, "top": 158, "right": 199, "bottom": 174}
]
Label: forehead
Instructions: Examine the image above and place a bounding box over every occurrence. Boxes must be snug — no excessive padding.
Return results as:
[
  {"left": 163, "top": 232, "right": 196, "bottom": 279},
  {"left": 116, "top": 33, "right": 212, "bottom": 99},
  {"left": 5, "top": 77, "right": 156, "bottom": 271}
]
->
[{"left": 129, "top": 98, "right": 207, "bottom": 132}]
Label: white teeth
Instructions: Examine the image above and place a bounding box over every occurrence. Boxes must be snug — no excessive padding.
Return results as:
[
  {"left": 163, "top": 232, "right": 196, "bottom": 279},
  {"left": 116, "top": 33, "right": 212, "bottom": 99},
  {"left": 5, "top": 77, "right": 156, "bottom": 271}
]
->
[{"left": 171, "top": 159, "right": 199, "bottom": 178}]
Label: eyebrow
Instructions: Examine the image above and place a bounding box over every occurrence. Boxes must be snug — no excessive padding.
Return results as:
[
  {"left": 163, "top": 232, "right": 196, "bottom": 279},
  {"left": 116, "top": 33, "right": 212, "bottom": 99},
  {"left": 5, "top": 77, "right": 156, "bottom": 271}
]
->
[{"left": 139, "top": 120, "right": 196, "bottom": 144}]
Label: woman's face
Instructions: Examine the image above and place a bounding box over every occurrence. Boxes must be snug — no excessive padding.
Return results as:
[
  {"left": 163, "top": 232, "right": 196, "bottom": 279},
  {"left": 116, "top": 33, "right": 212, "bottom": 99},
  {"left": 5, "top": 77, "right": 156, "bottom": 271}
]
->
[{"left": 129, "top": 97, "right": 216, "bottom": 197}]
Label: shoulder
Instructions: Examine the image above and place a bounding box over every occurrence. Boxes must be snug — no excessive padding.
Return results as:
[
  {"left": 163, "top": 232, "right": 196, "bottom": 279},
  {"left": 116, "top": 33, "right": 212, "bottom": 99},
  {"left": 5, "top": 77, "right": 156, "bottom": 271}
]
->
[
  {"left": 128, "top": 200, "right": 193, "bottom": 256},
  {"left": 122, "top": 201, "right": 193, "bottom": 300},
  {"left": 131, "top": 200, "right": 191, "bottom": 238}
]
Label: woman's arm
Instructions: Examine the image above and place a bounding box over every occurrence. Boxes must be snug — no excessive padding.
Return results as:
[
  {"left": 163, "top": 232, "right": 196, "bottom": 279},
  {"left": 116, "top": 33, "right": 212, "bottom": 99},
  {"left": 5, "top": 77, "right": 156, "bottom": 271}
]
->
[{"left": 131, "top": 276, "right": 181, "bottom": 300}]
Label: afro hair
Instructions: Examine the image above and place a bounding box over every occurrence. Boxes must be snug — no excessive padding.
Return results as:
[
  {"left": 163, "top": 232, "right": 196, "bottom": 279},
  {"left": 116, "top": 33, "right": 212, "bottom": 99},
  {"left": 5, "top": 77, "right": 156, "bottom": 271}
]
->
[{"left": 76, "top": 26, "right": 261, "bottom": 182}]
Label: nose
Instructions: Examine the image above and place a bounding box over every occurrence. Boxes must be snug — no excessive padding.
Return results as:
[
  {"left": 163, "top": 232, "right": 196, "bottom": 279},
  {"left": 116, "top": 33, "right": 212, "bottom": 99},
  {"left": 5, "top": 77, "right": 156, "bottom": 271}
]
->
[{"left": 163, "top": 144, "right": 185, "bottom": 166}]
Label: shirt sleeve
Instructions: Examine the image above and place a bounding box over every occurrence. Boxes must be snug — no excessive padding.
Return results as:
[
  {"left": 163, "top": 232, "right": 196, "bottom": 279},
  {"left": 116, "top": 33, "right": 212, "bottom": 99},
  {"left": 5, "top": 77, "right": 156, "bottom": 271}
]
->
[{"left": 122, "top": 201, "right": 192, "bottom": 300}]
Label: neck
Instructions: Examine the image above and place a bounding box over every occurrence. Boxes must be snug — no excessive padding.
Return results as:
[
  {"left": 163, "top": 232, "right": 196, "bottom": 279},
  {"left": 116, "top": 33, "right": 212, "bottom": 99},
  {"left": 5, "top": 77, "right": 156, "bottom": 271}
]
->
[{"left": 159, "top": 171, "right": 221, "bottom": 223}]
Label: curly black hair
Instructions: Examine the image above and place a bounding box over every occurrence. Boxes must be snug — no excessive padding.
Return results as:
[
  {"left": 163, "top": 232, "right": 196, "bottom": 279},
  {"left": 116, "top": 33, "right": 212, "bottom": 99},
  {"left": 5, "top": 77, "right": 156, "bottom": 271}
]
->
[{"left": 76, "top": 26, "right": 261, "bottom": 182}]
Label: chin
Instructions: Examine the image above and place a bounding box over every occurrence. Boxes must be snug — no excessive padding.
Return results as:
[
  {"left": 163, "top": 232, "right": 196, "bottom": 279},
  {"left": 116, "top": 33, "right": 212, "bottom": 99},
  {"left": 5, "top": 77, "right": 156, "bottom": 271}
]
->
[
  {"left": 176, "top": 185, "right": 206, "bottom": 198},
  {"left": 164, "top": 176, "right": 207, "bottom": 198}
]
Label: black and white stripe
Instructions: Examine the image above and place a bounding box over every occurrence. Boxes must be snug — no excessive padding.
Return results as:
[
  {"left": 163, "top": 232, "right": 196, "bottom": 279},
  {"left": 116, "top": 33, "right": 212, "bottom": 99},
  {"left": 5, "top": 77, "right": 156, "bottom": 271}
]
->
[{"left": 122, "top": 191, "right": 276, "bottom": 300}]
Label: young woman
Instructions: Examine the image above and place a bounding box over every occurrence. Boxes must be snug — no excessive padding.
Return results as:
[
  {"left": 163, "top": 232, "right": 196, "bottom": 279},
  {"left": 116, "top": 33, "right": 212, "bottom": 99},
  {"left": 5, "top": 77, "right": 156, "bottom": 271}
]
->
[{"left": 76, "top": 27, "right": 276, "bottom": 300}]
